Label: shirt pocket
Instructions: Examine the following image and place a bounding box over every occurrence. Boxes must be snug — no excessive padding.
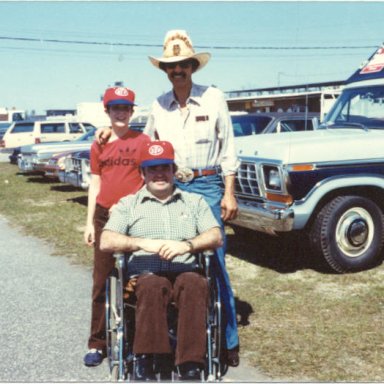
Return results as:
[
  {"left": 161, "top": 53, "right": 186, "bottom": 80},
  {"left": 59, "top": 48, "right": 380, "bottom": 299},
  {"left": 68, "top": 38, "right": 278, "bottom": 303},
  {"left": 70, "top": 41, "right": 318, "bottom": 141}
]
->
[
  {"left": 194, "top": 119, "right": 213, "bottom": 144},
  {"left": 173, "top": 211, "right": 197, "bottom": 237}
]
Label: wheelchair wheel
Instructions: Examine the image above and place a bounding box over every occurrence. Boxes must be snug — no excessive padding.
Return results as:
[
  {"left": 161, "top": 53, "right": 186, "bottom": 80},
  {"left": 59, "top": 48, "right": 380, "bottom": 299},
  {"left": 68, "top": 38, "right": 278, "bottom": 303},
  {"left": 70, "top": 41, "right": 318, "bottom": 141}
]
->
[
  {"left": 106, "top": 271, "right": 126, "bottom": 381},
  {"left": 205, "top": 274, "right": 222, "bottom": 382}
]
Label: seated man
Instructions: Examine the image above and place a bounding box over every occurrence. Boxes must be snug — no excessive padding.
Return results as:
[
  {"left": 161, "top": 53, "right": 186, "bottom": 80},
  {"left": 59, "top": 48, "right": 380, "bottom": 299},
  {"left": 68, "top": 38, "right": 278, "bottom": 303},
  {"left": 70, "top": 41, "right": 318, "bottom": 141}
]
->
[{"left": 100, "top": 141, "right": 222, "bottom": 381}]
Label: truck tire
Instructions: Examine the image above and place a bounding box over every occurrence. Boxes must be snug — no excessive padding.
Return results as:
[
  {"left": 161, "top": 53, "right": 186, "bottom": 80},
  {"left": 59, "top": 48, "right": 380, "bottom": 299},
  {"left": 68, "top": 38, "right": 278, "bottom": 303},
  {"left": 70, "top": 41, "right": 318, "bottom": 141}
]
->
[{"left": 309, "top": 195, "right": 384, "bottom": 273}]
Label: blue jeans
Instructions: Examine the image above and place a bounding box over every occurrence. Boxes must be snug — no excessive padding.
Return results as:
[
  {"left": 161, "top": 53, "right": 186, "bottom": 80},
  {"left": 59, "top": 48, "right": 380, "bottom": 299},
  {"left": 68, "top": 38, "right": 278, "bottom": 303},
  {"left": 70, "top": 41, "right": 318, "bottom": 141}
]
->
[{"left": 175, "top": 174, "right": 239, "bottom": 350}]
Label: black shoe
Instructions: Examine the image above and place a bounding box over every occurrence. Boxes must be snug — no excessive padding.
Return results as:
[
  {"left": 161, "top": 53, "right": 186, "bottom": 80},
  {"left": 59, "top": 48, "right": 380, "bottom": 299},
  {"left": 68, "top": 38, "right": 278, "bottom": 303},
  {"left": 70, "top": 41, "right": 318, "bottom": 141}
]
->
[
  {"left": 134, "top": 354, "right": 157, "bottom": 382},
  {"left": 178, "top": 362, "right": 202, "bottom": 381},
  {"left": 154, "top": 353, "right": 174, "bottom": 381},
  {"left": 226, "top": 346, "right": 240, "bottom": 367}
]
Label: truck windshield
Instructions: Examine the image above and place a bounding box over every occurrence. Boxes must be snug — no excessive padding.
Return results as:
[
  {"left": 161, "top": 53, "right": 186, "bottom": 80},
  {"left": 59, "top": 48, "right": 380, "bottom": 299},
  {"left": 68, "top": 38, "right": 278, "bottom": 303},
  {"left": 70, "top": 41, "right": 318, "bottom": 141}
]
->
[
  {"left": 321, "top": 86, "right": 384, "bottom": 130},
  {"left": 231, "top": 115, "right": 272, "bottom": 136}
]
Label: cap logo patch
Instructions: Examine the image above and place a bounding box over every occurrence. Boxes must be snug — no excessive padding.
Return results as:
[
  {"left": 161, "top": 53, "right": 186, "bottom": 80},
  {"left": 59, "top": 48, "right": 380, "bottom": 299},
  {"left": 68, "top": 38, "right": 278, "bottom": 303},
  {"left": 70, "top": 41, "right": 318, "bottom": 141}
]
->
[
  {"left": 115, "top": 87, "right": 129, "bottom": 96},
  {"left": 149, "top": 144, "right": 164, "bottom": 156}
]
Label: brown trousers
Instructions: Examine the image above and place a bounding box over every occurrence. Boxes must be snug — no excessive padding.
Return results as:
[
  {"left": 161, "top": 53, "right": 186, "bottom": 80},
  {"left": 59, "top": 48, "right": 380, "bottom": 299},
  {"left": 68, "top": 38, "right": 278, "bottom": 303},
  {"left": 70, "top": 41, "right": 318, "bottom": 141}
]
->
[
  {"left": 88, "top": 204, "right": 115, "bottom": 351},
  {"left": 133, "top": 272, "right": 208, "bottom": 366}
]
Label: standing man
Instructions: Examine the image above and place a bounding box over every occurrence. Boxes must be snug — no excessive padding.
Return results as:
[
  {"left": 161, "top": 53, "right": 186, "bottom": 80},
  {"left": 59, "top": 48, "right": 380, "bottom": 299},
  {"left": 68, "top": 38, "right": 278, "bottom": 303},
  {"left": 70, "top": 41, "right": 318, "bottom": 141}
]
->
[{"left": 144, "top": 29, "right": 240, "bottom": 366}]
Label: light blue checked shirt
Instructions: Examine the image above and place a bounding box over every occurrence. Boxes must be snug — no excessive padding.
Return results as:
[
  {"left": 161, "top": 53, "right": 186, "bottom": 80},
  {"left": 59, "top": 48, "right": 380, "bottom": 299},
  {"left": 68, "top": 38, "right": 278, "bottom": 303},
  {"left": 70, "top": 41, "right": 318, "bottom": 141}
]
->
[
  {"left": 104, "top": 186, "right": 220, "bottom": 275},
  {"left": 144, "top": 83, "right": 239, "bottom": 176}
]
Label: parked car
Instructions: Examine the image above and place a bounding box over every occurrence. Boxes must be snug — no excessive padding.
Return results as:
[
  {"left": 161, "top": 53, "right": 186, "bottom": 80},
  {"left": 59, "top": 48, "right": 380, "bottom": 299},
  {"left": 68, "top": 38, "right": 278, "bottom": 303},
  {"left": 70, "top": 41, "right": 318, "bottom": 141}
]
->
[
  {"left": 231, "top": 112, "right": 319, "bottom": 137},
  {"left": 58, "top": 121, "right": 146, "bottom": 189},
  {"left": 230, "top": 45, "right": 384, "bottom": 273},
  {"left": 17, "top": 127, "right": 96, "bottom": 173},
  {"left": 0, "top": 119, "right": 95, "bottom": 149}
]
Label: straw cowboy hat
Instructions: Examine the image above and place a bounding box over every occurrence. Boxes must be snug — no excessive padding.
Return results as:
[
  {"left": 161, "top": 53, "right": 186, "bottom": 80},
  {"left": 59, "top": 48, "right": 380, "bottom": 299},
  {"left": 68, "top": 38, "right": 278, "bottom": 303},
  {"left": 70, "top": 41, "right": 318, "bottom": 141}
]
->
[{"left": 149, "top": 30, "right": 211, "bottom": 72}]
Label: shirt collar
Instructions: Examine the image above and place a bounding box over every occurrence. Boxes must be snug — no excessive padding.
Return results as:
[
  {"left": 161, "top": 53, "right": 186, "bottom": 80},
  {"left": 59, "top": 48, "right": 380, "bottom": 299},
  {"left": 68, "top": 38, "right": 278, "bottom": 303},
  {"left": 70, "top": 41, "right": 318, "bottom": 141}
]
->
[
  {"left": 165, "top": 83, "right": 201, "bottom": 109},
  {"left": 140, "top": 186, "right": 184, "bottom": 204}
]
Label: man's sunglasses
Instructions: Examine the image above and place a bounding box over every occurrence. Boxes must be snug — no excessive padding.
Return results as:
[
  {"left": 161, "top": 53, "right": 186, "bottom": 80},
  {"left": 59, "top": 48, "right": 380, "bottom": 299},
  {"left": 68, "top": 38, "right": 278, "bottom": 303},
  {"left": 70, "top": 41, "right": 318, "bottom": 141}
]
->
[{"left": 163, "top": 60, "right": 194, "bottom": 70}]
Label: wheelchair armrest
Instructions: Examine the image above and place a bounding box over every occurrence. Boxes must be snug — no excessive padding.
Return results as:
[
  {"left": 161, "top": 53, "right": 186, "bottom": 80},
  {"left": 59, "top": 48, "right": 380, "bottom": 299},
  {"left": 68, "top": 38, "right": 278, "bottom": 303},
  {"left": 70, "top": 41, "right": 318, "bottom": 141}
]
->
[
  {"left": 113, "top": 252, "right": 126, "bottom": 259},
  {"left": 197, "top": 250, "right": 215, "bottom": 271}
]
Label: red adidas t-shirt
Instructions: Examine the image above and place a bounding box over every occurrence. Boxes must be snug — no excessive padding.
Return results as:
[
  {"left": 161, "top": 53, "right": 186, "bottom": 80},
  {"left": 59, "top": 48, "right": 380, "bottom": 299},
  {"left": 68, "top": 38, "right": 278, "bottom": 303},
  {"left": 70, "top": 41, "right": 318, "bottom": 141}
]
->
[{"left": 90, "top": 130, "right": 150, "bottom": 209}]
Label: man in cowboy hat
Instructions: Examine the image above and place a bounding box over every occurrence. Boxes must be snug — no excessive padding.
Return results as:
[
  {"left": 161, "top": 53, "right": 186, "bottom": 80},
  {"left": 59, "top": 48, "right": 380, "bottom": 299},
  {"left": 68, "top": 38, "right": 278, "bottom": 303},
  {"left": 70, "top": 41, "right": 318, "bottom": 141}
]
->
[{"left": 144, "top": 29, "right": 240, "bottom": 367}]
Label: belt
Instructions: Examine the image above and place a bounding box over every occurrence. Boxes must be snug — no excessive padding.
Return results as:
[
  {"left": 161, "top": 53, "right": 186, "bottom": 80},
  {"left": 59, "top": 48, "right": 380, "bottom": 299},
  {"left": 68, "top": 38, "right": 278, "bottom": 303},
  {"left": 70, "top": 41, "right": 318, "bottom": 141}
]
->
[
  {"left": 175, "top": 167, "right": 219, "bottom": 183},
  {"left": 192, "top": 168, "right": 218, "bottom": 178}
]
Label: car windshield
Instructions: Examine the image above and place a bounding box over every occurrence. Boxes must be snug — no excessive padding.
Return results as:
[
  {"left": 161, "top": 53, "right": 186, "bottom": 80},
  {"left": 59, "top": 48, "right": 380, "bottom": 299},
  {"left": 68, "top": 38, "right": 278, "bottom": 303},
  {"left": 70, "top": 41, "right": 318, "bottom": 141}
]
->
[
  {"left": 0, "top": 122, "right": 11, "bottom": 133},
  {"left": 75, "top": 127, "right": 96, "bottom": 141},
  {"left": 83, "top": 123, "right": 97, "bottom": 132},
  {"left": 231, "top": 115, "right": 272, "bottom": 136},
  {"left": 321, "top": 85, "right": 384, "bottom": 130}
]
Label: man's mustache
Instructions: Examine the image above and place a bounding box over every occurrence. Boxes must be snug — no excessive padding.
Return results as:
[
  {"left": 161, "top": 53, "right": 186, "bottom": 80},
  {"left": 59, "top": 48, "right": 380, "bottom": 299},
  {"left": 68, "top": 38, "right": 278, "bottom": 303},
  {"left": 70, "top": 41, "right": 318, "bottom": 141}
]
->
[{"left": 170, "top": 71, "right": 187, "bottom": 79}]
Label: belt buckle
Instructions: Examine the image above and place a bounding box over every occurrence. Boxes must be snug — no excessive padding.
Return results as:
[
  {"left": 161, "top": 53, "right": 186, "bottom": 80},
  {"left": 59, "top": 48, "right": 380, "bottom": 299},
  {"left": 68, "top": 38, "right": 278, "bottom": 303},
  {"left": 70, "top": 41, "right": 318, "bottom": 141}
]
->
[{"left": 175, "top": 167, "right": 194, "bottom": 183}]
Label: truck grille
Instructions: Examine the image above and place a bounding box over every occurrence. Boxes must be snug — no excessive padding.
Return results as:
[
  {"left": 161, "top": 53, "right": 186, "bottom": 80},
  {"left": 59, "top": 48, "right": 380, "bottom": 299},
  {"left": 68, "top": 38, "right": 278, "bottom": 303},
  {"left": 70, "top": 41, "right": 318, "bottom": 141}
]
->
[{"left": 235, "top": 161, "right": 261, "bottom": 197}]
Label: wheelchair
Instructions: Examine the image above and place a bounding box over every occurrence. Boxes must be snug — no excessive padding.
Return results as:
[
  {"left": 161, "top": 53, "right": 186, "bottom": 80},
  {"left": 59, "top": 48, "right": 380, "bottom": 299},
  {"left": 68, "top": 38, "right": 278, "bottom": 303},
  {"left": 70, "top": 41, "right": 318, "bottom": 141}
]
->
[{"left": 105, "top": 251, "right": 224, "bottom": 382}]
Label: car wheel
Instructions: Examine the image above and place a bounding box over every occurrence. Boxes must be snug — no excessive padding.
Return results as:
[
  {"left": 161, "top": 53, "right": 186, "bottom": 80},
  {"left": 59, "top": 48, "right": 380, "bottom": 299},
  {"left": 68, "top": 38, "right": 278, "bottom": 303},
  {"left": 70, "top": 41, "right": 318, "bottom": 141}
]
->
[{"left": 309, "top": 195, "right": 384, "bottom": 273}]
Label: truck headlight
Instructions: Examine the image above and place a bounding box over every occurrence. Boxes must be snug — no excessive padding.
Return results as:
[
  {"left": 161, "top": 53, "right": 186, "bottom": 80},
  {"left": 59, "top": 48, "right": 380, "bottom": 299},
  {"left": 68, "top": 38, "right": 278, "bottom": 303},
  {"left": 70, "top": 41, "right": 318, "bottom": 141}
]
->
[{"left": 263, "top": 165, "right": 282, "bottom": 191}]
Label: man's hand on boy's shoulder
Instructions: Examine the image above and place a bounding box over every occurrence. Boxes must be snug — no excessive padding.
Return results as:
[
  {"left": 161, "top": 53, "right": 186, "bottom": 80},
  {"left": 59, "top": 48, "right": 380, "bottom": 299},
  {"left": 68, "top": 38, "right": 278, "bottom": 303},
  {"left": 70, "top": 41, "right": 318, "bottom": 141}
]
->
[{"left": 95, "top": 126, "right": 112, "bottom": 145}]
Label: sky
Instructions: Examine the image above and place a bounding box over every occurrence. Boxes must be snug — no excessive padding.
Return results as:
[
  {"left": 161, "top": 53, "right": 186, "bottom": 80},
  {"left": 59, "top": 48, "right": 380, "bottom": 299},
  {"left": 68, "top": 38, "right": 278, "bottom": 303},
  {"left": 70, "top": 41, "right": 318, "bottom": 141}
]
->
[{"left": 1, "top": 1, "right": 384, "bottom": 114}]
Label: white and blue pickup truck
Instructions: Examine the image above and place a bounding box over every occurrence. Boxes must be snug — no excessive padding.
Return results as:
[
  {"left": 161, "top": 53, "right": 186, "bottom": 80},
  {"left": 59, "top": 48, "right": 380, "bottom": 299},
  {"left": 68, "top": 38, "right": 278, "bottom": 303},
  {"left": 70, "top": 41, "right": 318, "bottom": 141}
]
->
[{"left": 232, "top": 45, "right": 384, "bottom": 273}]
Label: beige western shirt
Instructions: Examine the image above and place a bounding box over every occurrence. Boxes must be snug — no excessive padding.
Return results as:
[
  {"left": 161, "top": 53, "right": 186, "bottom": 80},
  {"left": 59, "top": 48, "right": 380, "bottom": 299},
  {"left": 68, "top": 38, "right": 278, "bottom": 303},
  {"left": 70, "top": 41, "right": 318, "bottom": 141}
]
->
[{"left": 144, "top": 83, "right": 239, "bottom": 176}]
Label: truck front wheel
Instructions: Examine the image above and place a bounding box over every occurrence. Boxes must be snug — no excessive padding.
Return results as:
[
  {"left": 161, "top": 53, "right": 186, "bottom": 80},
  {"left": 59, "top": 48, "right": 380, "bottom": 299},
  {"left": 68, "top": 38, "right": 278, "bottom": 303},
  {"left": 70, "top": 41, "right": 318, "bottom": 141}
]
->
[{"left": 309, "top": 196, "right": 384, "bottom": 273}]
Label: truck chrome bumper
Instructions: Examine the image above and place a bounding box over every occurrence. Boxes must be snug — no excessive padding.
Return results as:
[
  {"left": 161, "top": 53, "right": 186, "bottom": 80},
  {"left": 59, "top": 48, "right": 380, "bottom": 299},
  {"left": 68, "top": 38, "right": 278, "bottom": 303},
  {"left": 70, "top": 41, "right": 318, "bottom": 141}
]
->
[{"left": 230, "top": 201, "right": 294, "bottom": 234}]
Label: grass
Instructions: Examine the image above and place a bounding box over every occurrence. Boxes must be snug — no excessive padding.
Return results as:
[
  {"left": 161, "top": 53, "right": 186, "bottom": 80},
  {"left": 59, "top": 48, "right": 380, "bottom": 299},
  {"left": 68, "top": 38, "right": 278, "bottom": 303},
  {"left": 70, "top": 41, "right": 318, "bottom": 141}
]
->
[
  {"left": 1, "top": 162, "right": 384, "bottom": 381},
  {"left": 0, "top": 163, "right": 92, "bottom": 265}
]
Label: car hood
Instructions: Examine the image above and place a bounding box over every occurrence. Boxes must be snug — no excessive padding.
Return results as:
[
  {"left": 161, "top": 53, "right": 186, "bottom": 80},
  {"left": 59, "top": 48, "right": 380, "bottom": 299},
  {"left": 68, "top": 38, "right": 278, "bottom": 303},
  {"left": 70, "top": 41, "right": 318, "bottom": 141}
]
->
[
  {"left": 235, "top": 128, "right": 384, "bottom": 164},
  {"left": 21, "top": 141, "right": 92, "bottom": 156},
  {"left": 20, "top": 139, "right": 92, "bottom": 154}
]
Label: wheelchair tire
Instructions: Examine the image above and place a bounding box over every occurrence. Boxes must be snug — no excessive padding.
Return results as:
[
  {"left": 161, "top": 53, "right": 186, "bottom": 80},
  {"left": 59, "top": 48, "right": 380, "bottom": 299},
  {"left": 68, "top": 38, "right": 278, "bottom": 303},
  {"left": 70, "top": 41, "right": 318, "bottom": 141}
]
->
[
  {"left": 205, "top": 274, "right": 223, "bottom": 382},
  {"left": 106, "top": 271, "right": 126, "bottom": 381},
  {"left": 110, "top": 365, "right": 119, "bottom": 381}
]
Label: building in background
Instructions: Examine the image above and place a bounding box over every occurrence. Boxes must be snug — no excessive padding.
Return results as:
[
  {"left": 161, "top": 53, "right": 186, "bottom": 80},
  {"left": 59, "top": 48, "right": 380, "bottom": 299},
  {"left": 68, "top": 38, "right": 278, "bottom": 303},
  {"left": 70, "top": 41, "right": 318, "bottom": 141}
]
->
[{"left": 225, "top": 80, "right": 344, "bottom": 121}]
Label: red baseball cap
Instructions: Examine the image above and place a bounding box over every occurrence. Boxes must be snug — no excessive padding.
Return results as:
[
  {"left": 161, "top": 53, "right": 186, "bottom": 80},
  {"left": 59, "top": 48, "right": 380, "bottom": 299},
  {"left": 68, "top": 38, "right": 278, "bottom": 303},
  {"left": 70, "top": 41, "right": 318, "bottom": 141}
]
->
[
  {"left": 103, "top": 87, "right": 136, "bottom": 107},
  {"left": 140, "top": 141, "right": 175, "bottom": 168}
]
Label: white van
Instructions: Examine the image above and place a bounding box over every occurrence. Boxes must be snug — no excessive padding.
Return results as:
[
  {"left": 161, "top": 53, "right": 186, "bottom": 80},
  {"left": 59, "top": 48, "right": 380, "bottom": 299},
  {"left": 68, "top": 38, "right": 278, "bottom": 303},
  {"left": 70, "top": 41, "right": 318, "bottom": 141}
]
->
[{"left": 0, "top": 120, "right": 95, "bottom": 149}]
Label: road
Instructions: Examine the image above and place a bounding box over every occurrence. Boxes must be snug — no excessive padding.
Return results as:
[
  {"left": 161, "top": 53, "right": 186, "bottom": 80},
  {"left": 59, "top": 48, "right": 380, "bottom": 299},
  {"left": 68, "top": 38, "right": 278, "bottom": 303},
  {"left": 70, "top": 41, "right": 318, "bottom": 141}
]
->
[{"left": 0, "top": 214, "right": 270, "bottom": 382}]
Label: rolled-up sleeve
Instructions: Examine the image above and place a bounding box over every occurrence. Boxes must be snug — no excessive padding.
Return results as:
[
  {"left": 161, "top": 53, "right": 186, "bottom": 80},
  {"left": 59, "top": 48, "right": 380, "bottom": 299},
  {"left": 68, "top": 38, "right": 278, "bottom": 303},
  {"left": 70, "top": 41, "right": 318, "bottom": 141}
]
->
[
  {"left": 195, "top": 195, "right": 221, "bottom": 233},
  {"left": 216, "top": 90, "right": 240, "bottom": 176}
]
